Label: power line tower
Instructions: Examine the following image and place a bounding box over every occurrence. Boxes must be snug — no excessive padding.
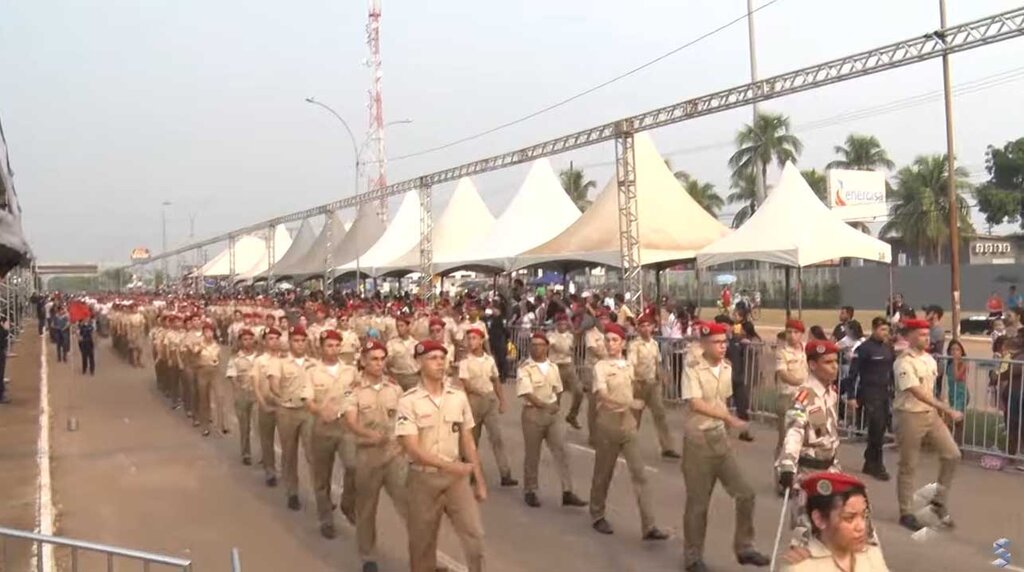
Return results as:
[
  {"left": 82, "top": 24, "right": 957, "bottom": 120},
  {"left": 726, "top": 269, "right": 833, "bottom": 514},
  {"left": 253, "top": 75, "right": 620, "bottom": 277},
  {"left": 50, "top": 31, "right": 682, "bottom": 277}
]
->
[{"left": 365, "top": 0, "right": 388, "bottom": 221}]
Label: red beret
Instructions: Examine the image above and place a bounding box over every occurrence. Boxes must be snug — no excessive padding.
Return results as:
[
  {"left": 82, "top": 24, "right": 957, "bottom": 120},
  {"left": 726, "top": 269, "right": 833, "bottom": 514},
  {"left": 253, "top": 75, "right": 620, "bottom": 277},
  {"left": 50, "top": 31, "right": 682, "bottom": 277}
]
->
[
  {"left": 429, "top": 318, "right": 446, "bottom": 329},
  {"left": 800, "top": 472, "right": 866, "bottom": 498},
  {"left": 604, "top": 323, "right": 626, "bottom": 339},
  {"left": 362, "top": 339, "right": 387, "bottom": 355},
  {"left": 530, "top": 331, "right": 549, "bottom": 344},
  {"left": 805, "top": 339, "right": 839, "bottom": 359},
  {"left": 596, "top": 309, "right": 611, "bottom": 319},
  {"left": 785, "top": 319, "right": 805, "bottom": 333},
  {"left": 396, "top": 315, "right": 411, "bottom": 325},
  {"left": 414, "top": 339, "right": 449, "bottom": 358},
  {"left": 466, "top": 327, "right": 485, "bottom": 339},
  {"left": 201, "top": 321, "right": 216, "bottom": 331},
  {"left": 902, "top": 319, "right": 930, "bottom": 331},
  {"left": 263, "top": 327, "right": 282, "bottom": 338},
  {"left": 289, "top": 325, "right": 307, "bottom": 338},
  {"left": 238, "top": 328, "right": 255, "bottom": 338},
  {"left": 319, "top": 329, "right": 342, "bottom": 343},
  {"left": 637, "top": 315, "right": 655, "bottom": 326},
  {"left": 265, "top": 313, "right": 276, "bottom": 319},
  {"left": 554, "top": 313, "right": 569, "bottom": 323},
  {"left": 699, "top": 322, "right": 728, "bottom": 337}
]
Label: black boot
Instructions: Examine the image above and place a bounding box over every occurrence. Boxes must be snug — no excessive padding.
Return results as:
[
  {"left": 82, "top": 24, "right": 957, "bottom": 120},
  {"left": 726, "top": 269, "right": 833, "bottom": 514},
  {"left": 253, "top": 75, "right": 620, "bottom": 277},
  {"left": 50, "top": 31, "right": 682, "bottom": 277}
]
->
[
  {"left": 562, "top": 491, "right": 587, "bottom": 507},
  {"left": 592, "top": 518, "right": 613, "bottom": 535},
  {"left": 287, "top": 494, "right": 301, "bottom": 511},
  {"left": 524, "top": 491, "right": 541, "bottom": 508}
]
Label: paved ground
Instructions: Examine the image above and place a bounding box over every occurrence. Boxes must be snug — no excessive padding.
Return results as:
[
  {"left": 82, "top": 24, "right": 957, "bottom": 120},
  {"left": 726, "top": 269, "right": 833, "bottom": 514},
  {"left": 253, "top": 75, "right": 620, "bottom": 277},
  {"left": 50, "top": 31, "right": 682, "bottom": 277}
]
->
[{"left": 41, "top": 339, "right": 1024, "bottom": 571}]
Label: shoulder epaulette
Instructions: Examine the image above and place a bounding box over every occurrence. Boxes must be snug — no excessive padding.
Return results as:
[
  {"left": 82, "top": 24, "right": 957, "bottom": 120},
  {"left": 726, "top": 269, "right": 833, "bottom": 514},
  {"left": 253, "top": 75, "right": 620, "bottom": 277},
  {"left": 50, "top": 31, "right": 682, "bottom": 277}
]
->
[{"left": 794, "top": 389, "right": 810, "bottom": 407}]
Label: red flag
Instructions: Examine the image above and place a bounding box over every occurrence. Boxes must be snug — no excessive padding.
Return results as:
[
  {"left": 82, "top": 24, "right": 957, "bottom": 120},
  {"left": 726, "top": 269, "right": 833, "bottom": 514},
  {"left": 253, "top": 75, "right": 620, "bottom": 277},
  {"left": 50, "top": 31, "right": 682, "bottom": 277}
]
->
[{"left": 68, "top": 301, "right": 92, "bottom": 323}]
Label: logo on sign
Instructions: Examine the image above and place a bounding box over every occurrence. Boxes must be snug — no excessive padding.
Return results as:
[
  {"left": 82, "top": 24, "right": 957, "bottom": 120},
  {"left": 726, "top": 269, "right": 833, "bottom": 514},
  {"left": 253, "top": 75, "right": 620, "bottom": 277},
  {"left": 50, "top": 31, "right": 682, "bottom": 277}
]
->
[
  {"left": 974, "top": 242, "right": 1012, "bottom": 256},
  {"left": 833, "top": 179, "right": 885, "bottom": 207}
]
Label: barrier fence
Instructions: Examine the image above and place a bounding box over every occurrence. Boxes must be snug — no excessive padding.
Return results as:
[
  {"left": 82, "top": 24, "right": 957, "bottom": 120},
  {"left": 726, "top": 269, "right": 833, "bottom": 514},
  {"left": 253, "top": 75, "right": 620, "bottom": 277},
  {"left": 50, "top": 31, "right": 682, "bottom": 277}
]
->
[
  {"left": 0, "top": 526, "right": 193, "bottom": 572},
  {"left": 507, "top": 327, "right": 1024, "bottom": 462}
]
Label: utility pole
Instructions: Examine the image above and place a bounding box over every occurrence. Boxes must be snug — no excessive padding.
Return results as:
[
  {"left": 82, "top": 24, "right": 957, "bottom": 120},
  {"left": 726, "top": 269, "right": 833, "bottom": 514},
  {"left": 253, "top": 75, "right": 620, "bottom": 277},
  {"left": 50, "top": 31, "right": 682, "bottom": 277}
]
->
[
  {"left": 746, "top": 0, "right": 765, "bottom": 205},
  {"left": 939, "top": 0, "right": 962, "bottom": 338}
]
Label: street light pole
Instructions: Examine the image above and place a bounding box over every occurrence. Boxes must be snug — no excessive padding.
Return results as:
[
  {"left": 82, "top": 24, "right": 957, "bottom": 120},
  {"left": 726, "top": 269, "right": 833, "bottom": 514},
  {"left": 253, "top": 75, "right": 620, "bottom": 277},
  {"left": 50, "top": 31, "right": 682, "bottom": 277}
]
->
[
  {"left": 161, "top": 201, "right": 172, "bottom": 288},
  {"left": 939, "top": 0, "right": 962, "bottom": 338}
]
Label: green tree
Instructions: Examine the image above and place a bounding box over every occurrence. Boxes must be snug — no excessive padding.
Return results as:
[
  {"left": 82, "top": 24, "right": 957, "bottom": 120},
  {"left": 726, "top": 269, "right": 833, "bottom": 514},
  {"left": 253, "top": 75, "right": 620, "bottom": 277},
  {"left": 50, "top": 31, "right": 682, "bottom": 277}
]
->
[
  {"left": 559, "top": 163, "right": 596, "bottom": 212},
  {"left": 826, "top": 134, "right": 896, "bottom": 171},
  {"left": 728, "top": 112, "right": 803, "bottom": 203},
  {"left": 801, "top": 168, "right": 828, "bottom": 202},
  {"left": 726, "top": 170, "right": 759, "bottom": 228},
  {"left": 673, "top": 170, "right": 724, "bottom": 217},
  {"left": 975, "top": 137, "right": 1024, "bottom": 229},
  {"left": 880, "top": 154, "right": 974, "bottom": 263}
]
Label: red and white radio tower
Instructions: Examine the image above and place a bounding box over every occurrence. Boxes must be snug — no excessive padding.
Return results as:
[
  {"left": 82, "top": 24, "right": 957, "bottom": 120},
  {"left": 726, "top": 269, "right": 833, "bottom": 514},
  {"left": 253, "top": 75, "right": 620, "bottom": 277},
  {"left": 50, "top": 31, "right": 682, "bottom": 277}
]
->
[{"left": 365, "top": 0, "right": 388, "bottom": 221}]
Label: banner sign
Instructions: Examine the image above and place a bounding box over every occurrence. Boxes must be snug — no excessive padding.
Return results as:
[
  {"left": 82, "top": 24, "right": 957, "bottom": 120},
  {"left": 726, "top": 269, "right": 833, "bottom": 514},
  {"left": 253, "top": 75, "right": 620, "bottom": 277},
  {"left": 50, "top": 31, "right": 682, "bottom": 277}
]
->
[{"left": 827, "top": 169, "right": 887, "bottom": 221}]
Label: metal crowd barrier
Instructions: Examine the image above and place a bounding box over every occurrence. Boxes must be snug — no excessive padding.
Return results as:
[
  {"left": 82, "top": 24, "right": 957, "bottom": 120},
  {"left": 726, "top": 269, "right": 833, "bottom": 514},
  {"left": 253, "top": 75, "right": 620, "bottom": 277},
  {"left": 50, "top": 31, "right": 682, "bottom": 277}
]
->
[{"left": 0, "top": 525, "right": 193, "bottom": 571}]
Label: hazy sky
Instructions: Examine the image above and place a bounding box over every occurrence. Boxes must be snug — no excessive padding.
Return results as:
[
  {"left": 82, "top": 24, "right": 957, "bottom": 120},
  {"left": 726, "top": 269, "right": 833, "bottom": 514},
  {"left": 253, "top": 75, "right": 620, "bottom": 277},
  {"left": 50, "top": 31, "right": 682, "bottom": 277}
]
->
[{"left": 2, "top": 0, "right": 1023, "bottom": 265}]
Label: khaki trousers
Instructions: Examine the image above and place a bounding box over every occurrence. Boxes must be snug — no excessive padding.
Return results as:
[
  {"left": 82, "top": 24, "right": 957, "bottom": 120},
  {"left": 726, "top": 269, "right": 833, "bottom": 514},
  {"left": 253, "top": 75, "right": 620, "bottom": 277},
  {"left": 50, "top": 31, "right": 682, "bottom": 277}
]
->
[
  {"left": 468, "top": 392, "right": 511, "bottom": 477},
  {"left": 155, "top": 360, "right": 167, "bottom": 396},
  {"left": 181, "top": 365, "right": 198, "bottom": 418},
  {"left": 406, "top": 469, "right": 484, "bottom": 572},
  {"left": 355, "top": 448, "right": 408, "bottom": 561},
  {"left": 589, "top": 410, "right": 655, "bottom": 534},
  {"left": 213, "top": 376, "right": 232, "bottom": 432},
  {"left": 394, "top": 372, "right": 420, "bottom": 392},
  {"left": 309, "top": 420, "right": 357, "bottom": 525},
  {"left": 582, "top": 366, "right": 599, "bottom": 446},
  {"left": 195, "top": 365, "right": 218, "bottom": 431},
  {"left": 557, "top": 363, "right": 584, "bottom": 423},
  {"left": 682, "top": 430, "right": 756, "bottom": 566},
  {"left": 257, "top": 405, "right": 278, "bottom": 478},
  {"left": 521, "top": 406, "right": 572, "bottom": 493},
  {"left": 896, "top": 409, "right": 961, "bottom": 515},
  {"left": 166, "top": 366, "right": 182, "bottom": 404},
  {"left": 235, "top": 392, "right": 256, "bottom": 459},
  {"left": 277, "top": 406, "right": 310, "bottom": 495},
  {"left": 633, "top": 380, "right": 674, "bottom": 452}
]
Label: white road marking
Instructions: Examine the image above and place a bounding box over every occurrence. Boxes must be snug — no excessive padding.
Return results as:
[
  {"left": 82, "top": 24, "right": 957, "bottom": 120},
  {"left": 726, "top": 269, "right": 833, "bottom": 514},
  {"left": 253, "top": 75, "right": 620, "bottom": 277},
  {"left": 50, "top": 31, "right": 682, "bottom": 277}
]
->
[
  {"left": 36, "top": 335, "right": 56, "bottom": 572},
  {"left": 567, "top": 442, "right": 659, "bottom": 473}
]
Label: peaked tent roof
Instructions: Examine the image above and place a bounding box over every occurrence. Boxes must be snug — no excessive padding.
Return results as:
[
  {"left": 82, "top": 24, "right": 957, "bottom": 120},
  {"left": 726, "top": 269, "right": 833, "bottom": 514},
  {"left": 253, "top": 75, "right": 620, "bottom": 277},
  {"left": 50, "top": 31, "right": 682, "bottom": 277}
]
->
[
  {"left": 433, "top": 159, "right": 580, "bottom": 274},
  {"left": 234, "top": 225, "right": 293, "bottom": 281},
  {"left": 278, "top": 212, "right": 348, "bottom": 279},
  {"left": 199, "top": 234, "right": 267, "bottom": 277},
  {"left": 334, "top": 191, "right": 420, "bottom": 276},
  {"left": 697, "top": 162, "right": 892, "bottom": 268},
  {"left": 327, "top": 201, "right": 387, "bottom": 269},
  {"left": 256, "top": 219, "right": 317, "bottom": 280},
  {"left": 377, "top": 177, "right": 495, "bottom": 276},
  {"left": 515, "top": 133, "right": 730, "bottom": 270}
]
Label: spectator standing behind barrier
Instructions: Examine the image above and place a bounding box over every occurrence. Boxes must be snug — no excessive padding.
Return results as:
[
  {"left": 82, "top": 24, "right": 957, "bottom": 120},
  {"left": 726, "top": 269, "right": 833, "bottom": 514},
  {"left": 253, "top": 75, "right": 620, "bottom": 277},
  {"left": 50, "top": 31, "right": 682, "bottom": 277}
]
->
[
  {"left": 832, "top": 306, "right": 854, "bottom": 342},
  {"left": 924, "top": 306, "right": 945, "bottom": 399},
  {"left": 1002, "top": 338, "right": 1024, "bottom": 471},
  {"left": 51, "top": 305, "right": 71, "bottom": 363},
  {"left": 1008, "top": 285, "right": 1022, "bottom": 312},
  {"left": 836, "top": 320, "right": 865, "bottom": 382},
  {"left": 987, "top": 291, "right": 1005, "bottom": 319},
  {"left": 944, "top": 340, "right": 968, "bottom": 447},
  {"left": 78, "top": 318, "right": 96, "bottom": 375},
  {"left": 726, "top": 320, "right": 758, "bottom": 442},
  {"left": 32, "top": 293, "right": 46, "bottom": 335}
]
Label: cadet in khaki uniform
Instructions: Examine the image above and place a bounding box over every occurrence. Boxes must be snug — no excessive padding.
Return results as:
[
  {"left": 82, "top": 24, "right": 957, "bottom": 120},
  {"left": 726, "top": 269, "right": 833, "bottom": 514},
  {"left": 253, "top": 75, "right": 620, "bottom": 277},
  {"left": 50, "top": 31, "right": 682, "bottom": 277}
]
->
[
  {"left": 582, "top": 312, "right": 610, "bottom": 445},
  {"left": 339, "top": 340, "right": 409, "bottom": 572},
  {"left": 306, "top": 329, "right": 359, "bottom": 538},
  {"left": 162, "top": 315, "right": 185, "bottom": 410},
  {"left": 627, "top": 316, "right": 679, "bottom": 459},
  {"left": 893, "top": 319, "right": 962, "bottom": 532},
  {"left": 588, "top": 323, "right": 667, "bottom": 539},
  {"left": 548, "top": 314, "right": 583, "bottom": 429},
  {"left": 194, "top": 322, "right": 223, "bottom": 437},
  {"left": 267, "top": 325, "right": 316, "bottom": 510},
  {"left": 775, "top": 319, "right": 808, "bottom": 492},
  {"left": 254, "top": 327, "right": 284, "bottom": 487},
  {"left": 338, "top": 313, "right": 361, "bottom": 366},
  {"left": 126, "top": 305, "right": 147, "bottom": 367},
  {"left": 181, "top": 314, "right": 203, "bottom": 425},
  {"left": 428, "top": 318, "right": 455, "bottom": 375},
  {"left": 151, "top": 315, "right": 168, "bottom": 398},
  {"left": 681, "top": 322, "right": 769, "bottom": 572},
  {"left": 459, "top": 328, "right": 517, "bottom": 487},
  {"left": 226, "top": 328, "right": 259, "bottom": 465},
  {"left": 517, "top": 331, "right": 587, "bottom": 509},
  {"left": 395, "top": 340, "right": 486, "bottom": 572},
  {"left": 386, "top": 317, "right": 420, "bottom": 391}
]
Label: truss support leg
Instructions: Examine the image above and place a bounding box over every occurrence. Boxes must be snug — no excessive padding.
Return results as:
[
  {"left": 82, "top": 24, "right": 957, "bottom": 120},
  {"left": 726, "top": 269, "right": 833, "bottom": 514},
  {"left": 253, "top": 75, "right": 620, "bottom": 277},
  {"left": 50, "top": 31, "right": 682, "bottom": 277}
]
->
[
  {"left": 418, "top": 181, "right": 434, "bottom": 301},
  {"left": 614, "top": 123, "right": 642, "bottom": 314}
]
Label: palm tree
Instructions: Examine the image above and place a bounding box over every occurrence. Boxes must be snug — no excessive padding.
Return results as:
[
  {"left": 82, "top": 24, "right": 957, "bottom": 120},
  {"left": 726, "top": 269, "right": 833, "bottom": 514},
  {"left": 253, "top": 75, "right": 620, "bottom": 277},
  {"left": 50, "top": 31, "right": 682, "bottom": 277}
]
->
[
  {"left": 801, "top": 169, "right": 828, "bottom": 202},
  {"left": 673, "top": 170, "right": 724, "bottom": 216},
  {"left": 726, "top": 170, "right": 759, "bottom": 228},
  {"left": 880, "top": 154, "right": 974, "bottom": 263},
  {"left": 827, "top": 134, "right": 896, "bottom": 171},
  {"left": 729, "top": 112, "right": 804, "bottom": 203},
  {"left": 559, "top": 163, "right": 596, "bottom": 211}
]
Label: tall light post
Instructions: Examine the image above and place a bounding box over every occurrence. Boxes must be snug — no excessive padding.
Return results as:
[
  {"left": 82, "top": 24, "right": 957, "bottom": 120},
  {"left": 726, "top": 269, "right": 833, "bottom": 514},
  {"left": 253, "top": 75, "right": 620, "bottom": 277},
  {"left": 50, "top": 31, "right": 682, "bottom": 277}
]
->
[
  {"left": 939, "top": 0, "right": 962, "bottom": 338},
  {"left": 160, "top": 200, "right": 172, "bottom": 288}
]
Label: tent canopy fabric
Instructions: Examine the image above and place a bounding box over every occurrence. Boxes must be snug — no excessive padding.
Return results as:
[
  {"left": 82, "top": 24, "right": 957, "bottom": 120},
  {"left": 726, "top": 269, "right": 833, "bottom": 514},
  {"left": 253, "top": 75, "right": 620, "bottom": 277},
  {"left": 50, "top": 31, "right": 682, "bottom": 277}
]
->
[
  {"left": 199, "top": 235, "right": 267, "bottom": 277},
  {"left": 235, "top": 225, "right": 293, "bottom": 282},
  {"left": 514, "top": 133, "right": 730, "bottom": 271},
  {"left": 257, "top": 219, "right": 317, "bottom": 280},
  {"left": 377, "top": 177, "right": 495, "bottom": 276},
  {"left": 696, "top": 162, "right": 893, "bottom": 268},
  {"left": 335, "top": 191, "right": 420, "bottom": 277},
  {"left": 432, "top": 159, "right": 580, "bottom": 274},
  {"left": 281, "top": 212, "right": 348, "bottom": 279},
  {"left": 328, "top": 201, "right": 387, "bottom": 272}
]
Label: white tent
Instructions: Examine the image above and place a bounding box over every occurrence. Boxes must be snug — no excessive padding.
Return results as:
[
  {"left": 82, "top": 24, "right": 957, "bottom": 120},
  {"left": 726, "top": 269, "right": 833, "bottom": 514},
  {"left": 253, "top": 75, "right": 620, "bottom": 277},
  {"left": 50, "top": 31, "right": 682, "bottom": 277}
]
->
[
  {"left": 376, "top": 177, "right": 495, "bottom": 276},
  {"left": 283, "top": 213, "right": 348, "bottom": 280},
  {"left": 433, "top": 159, "right": 580, "bottom": 274},
  {"left": 199, "top": 234, "right": 268, "bottom": 277},
  {"left": 233, "top": 225, "right": 293, "bottom": 282},
  {"left": 334, "top": 191, "right": 421, "bottom": 277},
  {"left": 515, "top": 133, "right": 730, "bottom": 270},
  {"left": 696, "top": 162, "right": 892, "bottom": 268},
  {"left": 256, "top": 219, "right": 317, "bottom": 281}
]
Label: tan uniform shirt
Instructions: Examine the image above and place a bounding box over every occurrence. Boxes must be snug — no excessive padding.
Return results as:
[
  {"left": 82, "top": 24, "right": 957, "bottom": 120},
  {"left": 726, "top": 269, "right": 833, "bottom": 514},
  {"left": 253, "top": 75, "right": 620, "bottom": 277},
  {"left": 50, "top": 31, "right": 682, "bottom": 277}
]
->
[
  {"left": 627, "top": 337, "right": 661, "bottom": 382},
  {"left": 775, "top": 344, "right": 808, "bottom": 396},
  {"left": 547, "top": 331, "right": 575, "bottom": 365},
  {"left": 515, "top": 359, "right": 562, "bottom": 405},
  {"left": 681, "top": 355, "right": 733, "bottom": 434},
  {"left": 345, "top": 375, "right": 404, "bottom": 457},
  {"left": 226, "top": 350, "right": 259, "bottom": 396},
  {"left": 459, "top": 353, "right": 499, "bottom": 395},
  {"left": 893, "top": 350, "right": 938, "bottom": 413},
  {"left": 254, "top": 352, "right": 279, "bottom": 403},
  {"left": 781, "top": 538, "right": 890, "bottom": 572},
  {"left": 456, "top": 320, "right": 489, "bottom": 344},
  {"left": 309, "top": 360, "right": 358, "bottom": 412},
  {"left": 268, "top": 354, "right": 315, "bottom": 409},
  {"left": 163, "top": 330, "right": 184, "bottom": 368},
  {"left": 338, "top": 329, "right": 361, "bottom": 356},
  {"left": 386, "top": 336, "right": 419, "bottom": 375},
  {"left": 195, "top": 339, "right": 221, "bottom": 368},
  {"left": 394, "top": 384, "right": 476, "bottom": 463},
  {"left": 593, "top": 359, "right": 635, "bottom": 412},
  {"left": 584, "top": 328, "right": 607, "bottom": 366},
  {"left": 777, "top": 375, "right": 840, "bottom": 472},
  {"left": 182, "top": 329, "right": 202, "bottom": 368}
]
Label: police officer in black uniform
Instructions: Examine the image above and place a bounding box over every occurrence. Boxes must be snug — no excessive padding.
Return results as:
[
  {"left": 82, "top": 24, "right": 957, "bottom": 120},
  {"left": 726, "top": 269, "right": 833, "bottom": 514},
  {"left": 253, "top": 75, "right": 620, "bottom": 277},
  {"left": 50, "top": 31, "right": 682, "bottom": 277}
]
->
[{"left": 846, "top": 317, "right": 895, "bottom": 481}]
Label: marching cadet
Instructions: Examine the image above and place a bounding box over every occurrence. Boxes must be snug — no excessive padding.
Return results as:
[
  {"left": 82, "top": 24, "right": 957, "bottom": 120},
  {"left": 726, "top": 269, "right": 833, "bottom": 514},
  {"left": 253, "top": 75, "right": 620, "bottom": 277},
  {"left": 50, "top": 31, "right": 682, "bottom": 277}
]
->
[
  {"left": 181, "top": 314, "right": 203, "bottom": 425},
  {"left": 386, "top": 316, "right": 420, "bottom": 391},
  {"left": 395, "top": 339, "right": 486, "bottom": 572},
  {"left": 777, "top": 339, "right": 843, "bottom": 545},
  {"left": 427, "top": 318, "right": 455, "bottom": 375},
  {"left": 588, "top": 322, "right": 667, "bottom": 539},
  {"left": 893, "top": 319, "right": 962, "bottom": 532},
  {"left": 226, "top": 328, "right": 259, "bottom": 464},
  {"left": 516, "top": 331, "right": 587, "bottom": 509},
  {"left": 227, "top": 309, "right": 245, "bottom": 351},
  {"left": 627, "top": 315, "right": 679, "bottom": 459},
  {"left": 267, "top": 325, "right": 316, "bottom": 510},
  {"left": 337, "top": 312, "right": 361, "bottom": 366},
  {"left": 548, "top": 313, "right": 583, "bottom": 429},
  {"left": 775, "top": 319, "right": 809, "bottom": 494},
  {"left": 340, "top": 340, "right": 410, "bottom": 572},
  {"left": 126, "top": 303, "right": 147, "bottom": 368},
  {"left": 582, "top": 311, "right": 610, "bottom": 445},
  {"left": 455, "top": 304, "right": 489, "bottom": 362},
  {"left": 254, "top": 327, "right": 284, "bottom": 487},
  {"left": 459, "top": 328, "right": 517, "bottom": 487},
  {"left": 193, "top": 321, "right": 222, "bottom": 437},
  {"left": 162, "top": 314, "right": 185, "bottom": 411},
  {"left": 681, "top": 322, "right": 770, "bottom": 572},
  {"left": 151, "top": 315, "right": 168, "bottom": 398},
  {"left": 307, "top": 329, "right": 359, "bottom": 538}
]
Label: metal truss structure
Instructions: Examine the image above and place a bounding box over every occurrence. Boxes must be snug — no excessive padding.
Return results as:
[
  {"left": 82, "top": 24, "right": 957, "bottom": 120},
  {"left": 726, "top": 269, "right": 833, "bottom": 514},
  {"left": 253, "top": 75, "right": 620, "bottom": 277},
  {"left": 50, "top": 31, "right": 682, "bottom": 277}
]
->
[
  {"left": 614, "top": 124, "right": 642, "bottom": 307},
  {"left": 417, "top": 181, "right": 433, "bottom": 298},
  {"left": 138, "top": 7, "right": 1024, "bottom": 306}
]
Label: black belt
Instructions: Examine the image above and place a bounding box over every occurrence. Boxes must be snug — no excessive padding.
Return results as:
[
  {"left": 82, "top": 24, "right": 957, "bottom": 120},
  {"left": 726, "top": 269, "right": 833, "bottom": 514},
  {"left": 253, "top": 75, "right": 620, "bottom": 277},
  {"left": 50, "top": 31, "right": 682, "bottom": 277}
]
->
[{"left": 798, "top": 456, "right": 835, "bottom": 470}]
